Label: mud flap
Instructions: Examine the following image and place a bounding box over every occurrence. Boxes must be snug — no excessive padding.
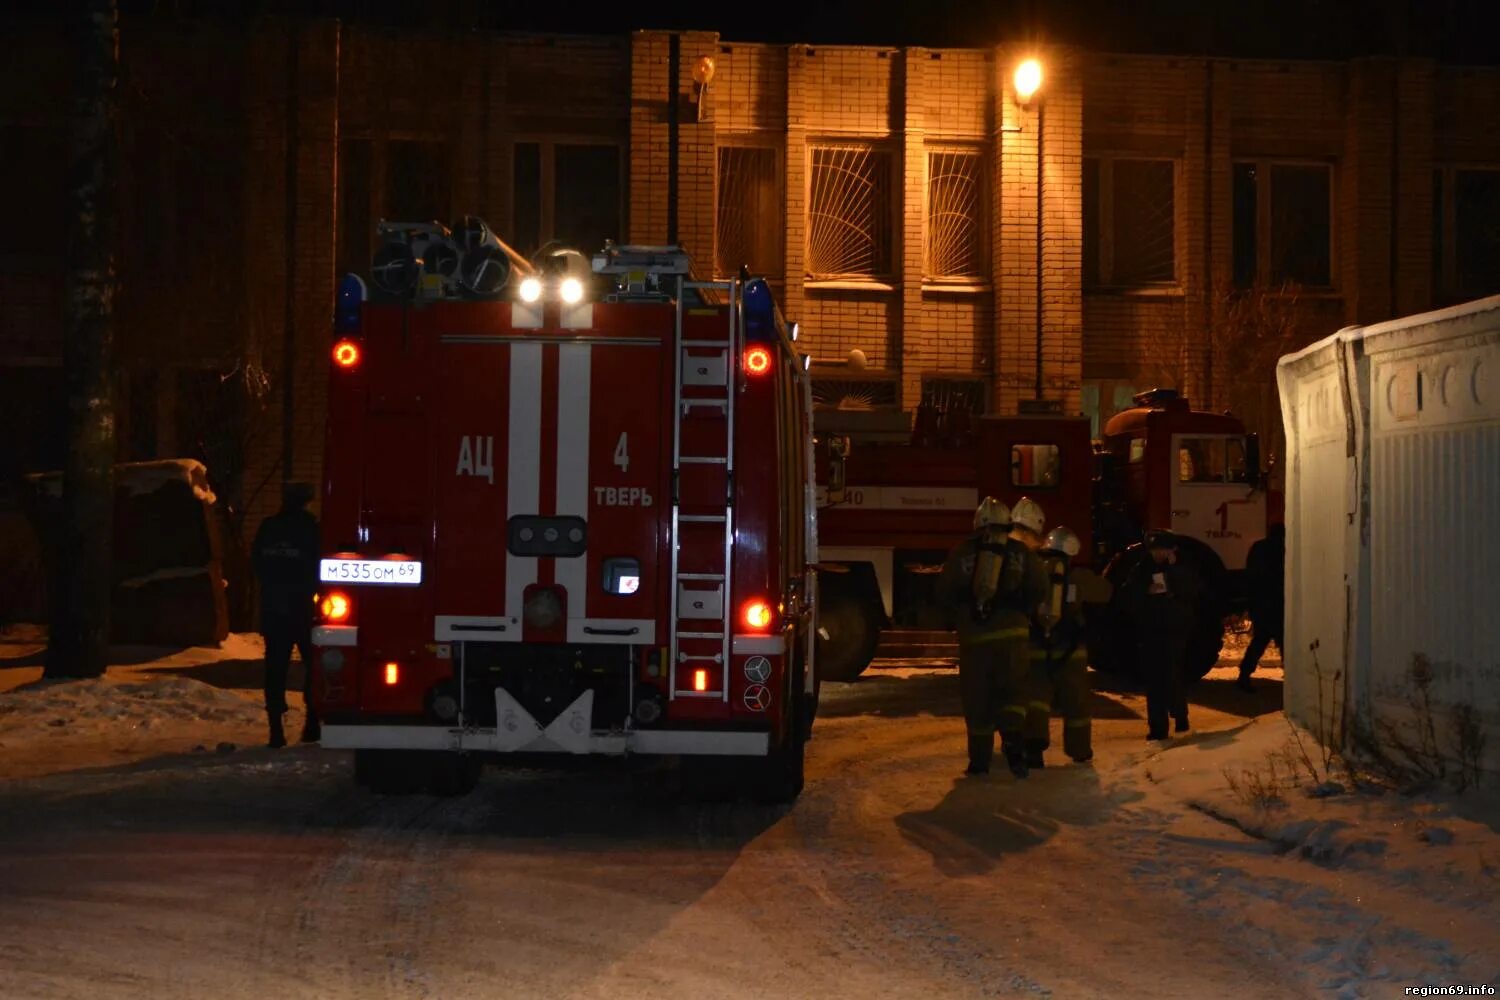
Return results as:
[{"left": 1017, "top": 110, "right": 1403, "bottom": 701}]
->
[
  {"left": 492, "top": 688, "right": 595, "bottom": 754},
  {"left": 541, "top": 689, "right": 594, "bottom": 755},
  {"left": 494, "top": 688, "right": 544, "bottom": 751}
]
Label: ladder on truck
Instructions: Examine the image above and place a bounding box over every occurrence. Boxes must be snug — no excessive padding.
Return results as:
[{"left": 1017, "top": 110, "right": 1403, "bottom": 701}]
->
[{"left": 669, "top": 276, "right": 741, "bottom": 701}]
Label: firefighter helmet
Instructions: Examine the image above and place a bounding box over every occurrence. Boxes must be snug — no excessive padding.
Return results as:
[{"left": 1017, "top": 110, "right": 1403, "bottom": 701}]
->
[
  {"left": 1011, "top": 496, "right": 1046, "bottom": 535},
  {"left": 1042, "top": 526, "right": 1081, "bottom": 558},
  {"left": 973, "top": 496, "right": 1012, "bottom": 531}
]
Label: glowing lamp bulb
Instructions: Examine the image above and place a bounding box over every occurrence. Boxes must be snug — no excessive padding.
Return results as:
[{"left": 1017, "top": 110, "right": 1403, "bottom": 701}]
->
[
  {"left": 559, "top": 277, "right": 584, "bottom": 304},
  {"left": 693, "top": 669, "right": 709, "bottom": 693},
  {"left": 519, "top": 276, "right": 542, "bottom": 303},
  {"left": 332, "top": 340, "right": 360, "bottom": 368},
  {"left": 384, "top": 662, "right": 399, "bottom": 686},
  {"left": 742, "top": 599, "right": 773, "bottom": 631},
  {"left": 1014, "top": 58, "right": 1043, "bottom": 103},
  {"left": 743, "top": 345, "right": 772, "bottom": 376},
  {"left": 320, "top": 591, "right": 351, "bottom": 622}
]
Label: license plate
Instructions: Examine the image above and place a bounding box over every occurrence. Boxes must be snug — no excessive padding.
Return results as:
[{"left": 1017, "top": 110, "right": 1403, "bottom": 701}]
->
[{"left": 319, "top": 558, "right": 423, "bottom": 586}]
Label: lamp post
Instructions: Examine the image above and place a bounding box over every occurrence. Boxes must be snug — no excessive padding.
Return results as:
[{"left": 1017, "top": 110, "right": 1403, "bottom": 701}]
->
[{"left": 1014, "top": 58, "right": 1046, "bottom": 401}]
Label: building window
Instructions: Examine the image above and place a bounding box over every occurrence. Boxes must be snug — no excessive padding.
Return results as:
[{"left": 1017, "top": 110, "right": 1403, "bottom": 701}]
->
[
  {"left": 1233, "top": 161, "right": 1333, "bottom": 288},
  {"left": 1434, "top": 166, "right": 1500, "bottom": 303},
  {"left": 716, "top": 145, "right": 782, "bottom": 279},
  {"left": 807, "top": 144, "right": 895, "bottom": 281},
  {"left": 510, "top": 141, "right": 622, "bottom": 258},
  {"left": 337, "top": 139, "right": 372, "bottom": 277},
  {"left": 1084, "top": 157, "right": 1176, "bottom": 287},
  {"left": 386, "top": 139, "right": 450, "bottom": 225},
  {"left": 925, "top": 148, "right": 985, "bottom": 281}
]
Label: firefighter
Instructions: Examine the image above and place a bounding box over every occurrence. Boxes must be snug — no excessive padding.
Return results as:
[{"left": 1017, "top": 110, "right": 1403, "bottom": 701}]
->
[
  {"left": 1237, "top": 522, "right": 1285, "bottom": 692},
  {"left": 939, "top": 497, "right": 1048, "bottom": 777},
  {"left": 252, "top": 482, "right": 321, "bottom": 748},
  {"left": 1022, "top": 526, "right": 1111, "bottom": 766},
  {"left": 1008, "top": 496, "right": 1055, "bottom": 766},
  {"left": 1009, "top": 495, "right": 1046, "bottom": 551},
  {"left": 1120, "top": 531, "right": 1199, "bottom": 740}
]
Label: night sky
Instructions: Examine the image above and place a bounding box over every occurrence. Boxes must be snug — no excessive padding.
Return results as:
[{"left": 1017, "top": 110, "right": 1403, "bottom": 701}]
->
[{"left": 5, "top": 0, "right": 1498, "bottom": 65}]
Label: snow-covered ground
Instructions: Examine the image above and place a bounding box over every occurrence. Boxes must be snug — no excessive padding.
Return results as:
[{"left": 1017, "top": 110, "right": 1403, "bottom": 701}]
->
[{"left": 0, "top": 628, "right": 1495, "bottom": 998}]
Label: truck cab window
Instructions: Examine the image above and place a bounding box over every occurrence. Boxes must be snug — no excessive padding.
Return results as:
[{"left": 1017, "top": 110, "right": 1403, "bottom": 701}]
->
[
  {"left": 1225, "top": 437, "right": 1250, "bottom": 483},
  {"left": 1178, "top": 437, "right": 1229, "bottom": 483},
  {"left": 1011, "top": 443, "right": 1061, "bottom": 487}
]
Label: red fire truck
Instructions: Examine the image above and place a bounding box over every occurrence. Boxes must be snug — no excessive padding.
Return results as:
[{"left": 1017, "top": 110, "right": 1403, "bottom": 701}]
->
[
  {"left": 814, "top": 390, "right": 1270, "bottom": 681},
  {"left": 310, "top": 233, "right": 819, "bottom": 802}
]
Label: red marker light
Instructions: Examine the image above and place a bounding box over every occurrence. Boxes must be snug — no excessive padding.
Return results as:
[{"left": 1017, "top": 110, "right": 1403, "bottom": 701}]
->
[
  {"left": 693, "top": 669, "right": 708, "bottom": 693},
  {"left": 384, "top": 662, "right": 399, "bottom": 686},
  {"left": 743, "top": 345, "right": 772, "bottom": 376},
  {"left": 332, "top": 339, "right": 361, "bottom": 368},
  {"left": 741, "top": 599, "right": 773, "bottom": 631},
  {"left": 320, "top": 591, "right": 352, "bottom": 623}
]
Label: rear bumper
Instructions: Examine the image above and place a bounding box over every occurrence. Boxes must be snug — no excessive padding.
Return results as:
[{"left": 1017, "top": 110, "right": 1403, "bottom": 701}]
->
[{"left": 319, "top": 724, "right": 769, "bottom": 757}]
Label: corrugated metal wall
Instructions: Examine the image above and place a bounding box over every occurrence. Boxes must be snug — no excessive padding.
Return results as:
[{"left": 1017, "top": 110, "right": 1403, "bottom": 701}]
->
[
  {"left": 1278, "top": 338, "right": 1356, "bottom": 737},
  {"left": 1279, "top": 296, "right": 1500, "bottom": 774}
]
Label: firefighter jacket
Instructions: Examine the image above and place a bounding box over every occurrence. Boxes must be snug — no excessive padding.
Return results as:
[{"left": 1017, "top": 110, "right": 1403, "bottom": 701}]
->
[
  {"left": 252, "top": 507, "right": 320, "bottom": 628},
  {"left": 1033, "top": 564, "right": 1112, "bottom": 662},
  {"left": 940, "top": 534, "right": 1048, "bottom": 644}
]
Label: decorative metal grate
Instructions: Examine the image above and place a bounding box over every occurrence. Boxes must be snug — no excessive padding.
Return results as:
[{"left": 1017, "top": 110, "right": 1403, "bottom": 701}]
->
[
  {"left": 920, "top": 376, "right": 987, "bottom": 415},
  {"left": 715, "top": 146, "right": 781, "bottom": 279},
  {"left": 807, "top": 145, "right": 894, "bottom": 280},
  {"left": 925, "top": 149, "right": 985, "bottom": 280},
  {"left": 811, "top": 374, "right": 900, "bottom": 410},
  {"left": 1111, "top": 159, "right": 1175, "bottom": 285}
]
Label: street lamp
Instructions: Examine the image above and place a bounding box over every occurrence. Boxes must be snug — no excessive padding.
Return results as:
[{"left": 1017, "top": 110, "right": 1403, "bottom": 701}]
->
[
  {"left": 1013, "top": 57, "right": 1046, "bottom": 399},
  {"left": 1014, "top": 58, "right": 1043, "bottom": 105}
]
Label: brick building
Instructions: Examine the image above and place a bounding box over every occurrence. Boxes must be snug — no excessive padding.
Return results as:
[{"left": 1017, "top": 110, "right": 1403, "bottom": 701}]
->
[{"left": 3, "top": 18, "right": 1499, "bottom": 543}]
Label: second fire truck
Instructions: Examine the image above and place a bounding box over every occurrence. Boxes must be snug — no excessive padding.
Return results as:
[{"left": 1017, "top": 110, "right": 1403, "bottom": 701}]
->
[
  {"left": 310, "top": 228, "right": 819, "bottom": 802},
  {"left": 814, "top": 389, "right": 1272, "bottom": 681}
]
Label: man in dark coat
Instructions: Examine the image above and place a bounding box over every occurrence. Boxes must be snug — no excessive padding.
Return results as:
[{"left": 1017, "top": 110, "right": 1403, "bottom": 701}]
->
[
  {"left": 1238, "top": 522, "right": 1285, "bottom": 692},
  {"left": 1120, "top": 531, "right": 1200, "bottom": 740},
  {"left": 252, "top": 482, "right": 321, "bottom": 747}
]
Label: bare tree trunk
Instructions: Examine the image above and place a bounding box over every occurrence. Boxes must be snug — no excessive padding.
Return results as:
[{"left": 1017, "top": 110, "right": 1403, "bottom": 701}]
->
[{"left": 46, "top": 0, "right": 120, "bottom": 680}]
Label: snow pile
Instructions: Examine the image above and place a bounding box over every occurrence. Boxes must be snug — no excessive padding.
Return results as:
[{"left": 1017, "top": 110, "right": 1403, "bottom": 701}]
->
[
  {"left": 1139, "top": 714, "right": 1500, "bottom": 997},
  {"left": 0, "top": 675, "right": 262, "bottom": 736}
]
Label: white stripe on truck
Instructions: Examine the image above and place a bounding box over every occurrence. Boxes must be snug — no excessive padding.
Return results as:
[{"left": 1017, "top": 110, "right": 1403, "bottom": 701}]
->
[
  {"left": 506, "top": 343, "right": 543, "bottom": 623},
  {"left": 555, "top": 343, "right": 592, "bottom": 620}
]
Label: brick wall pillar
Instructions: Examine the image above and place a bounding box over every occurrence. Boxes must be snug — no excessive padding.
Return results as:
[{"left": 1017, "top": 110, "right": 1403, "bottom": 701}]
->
[
  {"left": 783, "top": 47, "right": 808, "bottom": 325},
  {"left": 899, "top": 50, "right": 927, "bottom": 408},
  {"left": 629, "top": 31, "right": 671, "bottom": 244},
  {"left": 676, "top": 32, "right": 720, "bottom": 271},
  {"left": 994, "top": 46, "right": 1083, "bottom": 416},
  {"left": 1393, "top": 58, "right": 1436, "bottom": 316},
  {"left": 241, "top": 19, "right": 340, "bottom": 534},
  {"left": 1343, "top": 58, "right": 1398, "bottom": 326}
]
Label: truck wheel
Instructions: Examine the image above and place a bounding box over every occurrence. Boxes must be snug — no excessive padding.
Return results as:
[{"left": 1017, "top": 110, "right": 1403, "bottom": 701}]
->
[
  {"left": 426, "top": 754, "right": 482, "bottom": 797},
  {"left": 354, "top": 749, "right": 425, "bottom": 795},
  {"left": 816, "top": 579, "right": 880, "bottom": 682},
  {"left": 750, "top": 725, "right": 806, "bottom": 804}
]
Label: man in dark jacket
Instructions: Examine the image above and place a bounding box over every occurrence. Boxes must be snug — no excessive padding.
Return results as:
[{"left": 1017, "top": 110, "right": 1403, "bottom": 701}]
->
[
  {"left": 1121, "top": 531, "right": 1200, "bottom": 740},
  {"left": 1238, "top": 522, "right": 1285, "bottom": 692},
  {"left": 252, "top": 482, "right": 321, "bottom": 748}
]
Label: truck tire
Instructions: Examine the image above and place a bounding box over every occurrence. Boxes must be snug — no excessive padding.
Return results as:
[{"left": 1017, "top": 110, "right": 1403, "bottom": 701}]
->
[
  {"left": 816, "top": 575, "right": 880, "bottom": 682},
  {"left": 1095, "top": 537, "right": 1229, "bottom": 682},
  {"left": 426, "top": 754, "right": 482, "bottom": 797},
  {"left": 354, "top": 749, "right": 425, "bottom": 795}
]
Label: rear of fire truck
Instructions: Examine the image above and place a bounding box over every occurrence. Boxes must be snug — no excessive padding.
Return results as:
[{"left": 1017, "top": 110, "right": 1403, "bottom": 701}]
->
[{"left": 310, "top": 226, "right": 818, "bottom": 802}]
